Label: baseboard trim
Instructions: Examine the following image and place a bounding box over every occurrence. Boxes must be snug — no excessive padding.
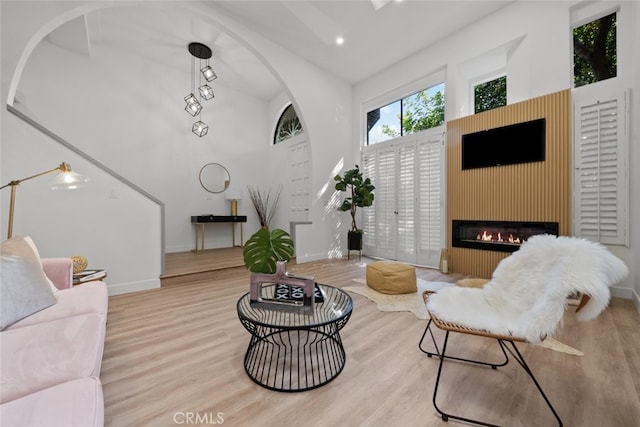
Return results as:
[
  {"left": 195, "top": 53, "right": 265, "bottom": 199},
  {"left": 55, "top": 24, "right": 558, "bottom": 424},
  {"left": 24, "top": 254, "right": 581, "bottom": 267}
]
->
[
  {"left": 107, "top": 278, "right": 161, "bottom": 296},
  {"left": 165, "top": 245, "right": 196, "bottom": 253},
  {"left": 296, "top": 252, "right": 330, "bottom": 264}
]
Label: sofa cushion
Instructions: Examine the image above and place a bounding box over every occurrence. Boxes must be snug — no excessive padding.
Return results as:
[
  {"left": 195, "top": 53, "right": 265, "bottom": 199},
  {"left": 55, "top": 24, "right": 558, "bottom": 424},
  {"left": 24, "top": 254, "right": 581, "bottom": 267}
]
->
[
  {"left": 0, "top": 254, "right": 58, "bottom": 330},
  {"left": 6, "top": 281, "right": 108, "bottom": 330},
  {"left": 0, "top": 313, "right": 106, "bottom": 403},
  {"left": 41, "top": 258, "right": 74, "bottom": 290},
  {"left": 1, "top": 236, "right": 58, "bottom": 293},
  {"left": 0, "top": 377, "right": 104, "bottom": 427}
]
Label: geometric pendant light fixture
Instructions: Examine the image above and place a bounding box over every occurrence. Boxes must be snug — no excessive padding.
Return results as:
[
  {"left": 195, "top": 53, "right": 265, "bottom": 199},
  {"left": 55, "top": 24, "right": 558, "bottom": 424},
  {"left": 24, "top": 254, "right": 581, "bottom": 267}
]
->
[{"left": 185, "top": 42, "right": 216, "bottom": 137}]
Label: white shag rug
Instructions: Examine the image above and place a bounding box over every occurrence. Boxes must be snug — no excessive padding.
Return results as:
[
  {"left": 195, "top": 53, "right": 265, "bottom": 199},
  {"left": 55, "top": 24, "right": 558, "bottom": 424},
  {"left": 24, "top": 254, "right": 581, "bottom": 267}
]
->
[
  {"left": 345, "top": 278, "right": 451, "bottom": 320},
  {"left": 344, "top": 278, "right": 584, "bottom": 356}
]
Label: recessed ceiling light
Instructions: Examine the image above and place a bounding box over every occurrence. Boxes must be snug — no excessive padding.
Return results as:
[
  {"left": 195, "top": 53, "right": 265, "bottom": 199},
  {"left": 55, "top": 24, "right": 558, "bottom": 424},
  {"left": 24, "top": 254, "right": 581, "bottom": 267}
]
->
[{"left": 336, "top": 36, "right": 344, "bottom": 46}]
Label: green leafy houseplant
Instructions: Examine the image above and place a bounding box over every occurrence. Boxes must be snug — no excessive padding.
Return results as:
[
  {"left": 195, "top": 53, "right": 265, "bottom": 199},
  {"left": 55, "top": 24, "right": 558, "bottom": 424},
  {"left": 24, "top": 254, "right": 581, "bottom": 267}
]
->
[
  {"left": 334, "top": 165, "right": 375, "bottom": 232},
  {"left": 242, "top": 228, "right": 294, "bottom": 273}
]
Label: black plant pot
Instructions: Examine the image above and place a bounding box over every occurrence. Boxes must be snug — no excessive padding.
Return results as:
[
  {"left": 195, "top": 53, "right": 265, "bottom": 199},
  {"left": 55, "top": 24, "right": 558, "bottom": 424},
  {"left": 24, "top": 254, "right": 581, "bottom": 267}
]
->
[{"left": 347, "top": 231, "right": 363, "bottom": 251}]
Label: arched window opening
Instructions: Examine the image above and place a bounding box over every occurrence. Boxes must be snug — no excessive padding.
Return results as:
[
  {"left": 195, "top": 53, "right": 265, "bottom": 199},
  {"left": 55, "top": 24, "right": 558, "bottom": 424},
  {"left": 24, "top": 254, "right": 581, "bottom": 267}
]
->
[{"left": 274, "top": 104, "right": 304, "bottom": 144}]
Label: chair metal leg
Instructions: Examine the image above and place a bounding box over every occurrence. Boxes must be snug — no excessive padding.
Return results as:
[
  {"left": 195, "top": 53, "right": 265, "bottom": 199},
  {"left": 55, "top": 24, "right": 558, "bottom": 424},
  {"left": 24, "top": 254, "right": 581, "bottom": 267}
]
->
[
  {"left": 419, "top": 319, "right": 441, "bottom": 355},
  {"left": 426, "top": 328, "right": 563, "bottom": 426},
  {"left": 431, "top": 331, "right": 501, "bottom": 426},
  {"left": 419, "top": 320, "right": 509, "bottom": 369},
  {"left": 500, "top": 340, "right": 564, "bottom": 426}
]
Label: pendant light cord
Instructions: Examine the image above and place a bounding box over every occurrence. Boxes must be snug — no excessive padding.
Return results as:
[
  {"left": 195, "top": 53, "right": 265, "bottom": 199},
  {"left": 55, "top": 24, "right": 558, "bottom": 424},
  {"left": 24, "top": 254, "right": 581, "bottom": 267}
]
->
[{"left": 198, "top": 57, "right": 203, "bottom": 120}]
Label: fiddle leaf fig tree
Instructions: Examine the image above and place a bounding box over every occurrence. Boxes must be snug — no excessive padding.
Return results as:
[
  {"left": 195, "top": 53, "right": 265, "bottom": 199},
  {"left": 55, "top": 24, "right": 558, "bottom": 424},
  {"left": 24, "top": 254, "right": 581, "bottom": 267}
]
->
[
  {"left": 334, "top": 164, "right": 375, "bottom": 232},
  {"left": 243, "top": 228, "right": 294, "bottom": 273}
]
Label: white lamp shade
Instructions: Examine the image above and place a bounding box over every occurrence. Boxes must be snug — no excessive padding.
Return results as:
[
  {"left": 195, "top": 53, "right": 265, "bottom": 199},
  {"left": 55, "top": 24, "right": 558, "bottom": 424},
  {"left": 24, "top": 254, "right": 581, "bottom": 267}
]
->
[{"left": 50, "top": 170, "right": 90, "bottom": 190}]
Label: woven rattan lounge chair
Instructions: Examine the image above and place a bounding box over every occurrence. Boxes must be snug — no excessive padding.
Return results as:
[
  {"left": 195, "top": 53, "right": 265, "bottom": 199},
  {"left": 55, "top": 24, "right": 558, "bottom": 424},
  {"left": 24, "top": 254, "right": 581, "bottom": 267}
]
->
[{"left": 418, "top": 234, "right": 628, "bottom": 426}]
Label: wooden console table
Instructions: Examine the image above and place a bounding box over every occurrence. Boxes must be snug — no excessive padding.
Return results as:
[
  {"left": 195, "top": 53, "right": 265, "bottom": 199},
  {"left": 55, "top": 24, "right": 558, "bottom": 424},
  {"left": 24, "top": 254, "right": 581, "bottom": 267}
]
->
[{"left": 190, "top": 215, "right": 247, "bottom": 253}]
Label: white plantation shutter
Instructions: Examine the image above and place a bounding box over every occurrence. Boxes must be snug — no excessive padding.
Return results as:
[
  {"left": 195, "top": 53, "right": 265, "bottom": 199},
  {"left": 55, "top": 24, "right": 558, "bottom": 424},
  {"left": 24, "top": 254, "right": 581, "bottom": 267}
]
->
[
  {"left": 362, "top": 151, "right": 377, "bottom": 246},
  {"left": 374, "top": 146, "right": 397, "bottom": 259},
  {"left": 574, "top": 90, "right": 629, "bottom": 246},
  {"left": 361, "top": 127, "right": 444, "bottom": 266},
  {"left": 416, "top": 135, "right": 443, "bottom": 266},
  {"left": 398, "top": 144, "right": 416, "bottom": 259}
]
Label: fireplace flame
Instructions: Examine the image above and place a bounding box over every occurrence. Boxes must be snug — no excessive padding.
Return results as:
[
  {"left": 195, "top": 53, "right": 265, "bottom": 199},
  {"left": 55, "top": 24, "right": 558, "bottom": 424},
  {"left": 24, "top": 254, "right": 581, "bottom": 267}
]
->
[
  {"left": 478, "top": 231, "right": 493, "bottom": 241},
  {"left": 476, "top": 230, "right": 521, "bottom": 244}
]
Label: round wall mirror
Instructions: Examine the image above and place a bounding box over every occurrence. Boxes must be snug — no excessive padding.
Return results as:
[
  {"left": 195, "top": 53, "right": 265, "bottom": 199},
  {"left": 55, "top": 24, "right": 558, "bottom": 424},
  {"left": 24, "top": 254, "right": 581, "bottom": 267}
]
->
[{"left": 199, "top": 163, "right": 230, "bottom": 194}]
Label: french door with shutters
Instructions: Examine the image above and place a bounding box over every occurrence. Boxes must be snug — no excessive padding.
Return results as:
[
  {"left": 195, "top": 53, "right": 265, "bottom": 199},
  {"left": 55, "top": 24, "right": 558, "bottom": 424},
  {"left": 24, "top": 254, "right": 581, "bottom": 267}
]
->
[
  {"left": 363, "top": 143, "right": 396, "bottom": 260},
  {"left": 362, "top": 128, "right": 445, "bottom": 267}
]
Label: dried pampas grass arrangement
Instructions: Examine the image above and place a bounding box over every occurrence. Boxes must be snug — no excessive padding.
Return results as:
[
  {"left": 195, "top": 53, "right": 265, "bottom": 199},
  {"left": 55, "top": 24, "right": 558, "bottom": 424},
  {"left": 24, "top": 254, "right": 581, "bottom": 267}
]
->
[{"left": 247, "top": 185, "right": 282, "bottom": 229}]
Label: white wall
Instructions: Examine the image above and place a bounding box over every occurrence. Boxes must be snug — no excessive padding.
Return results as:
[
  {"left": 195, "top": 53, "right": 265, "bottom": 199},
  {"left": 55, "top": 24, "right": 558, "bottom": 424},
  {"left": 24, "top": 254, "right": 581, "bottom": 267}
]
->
[
  {"left": 630, "top": 0, "right": 640, "bottom": 309},
  {"left": 1, "top": 1, "right": 353, "bottom": 295},
  {"left": 1, "top": 2, "right": 164, "bottom": 295},
  {"left": 15, "top": 29, "right": 275, "bottom": 254},
  {"left": 353, "top": 0, "right": 639, "bottom": 306},
  {"left": 1, "top": 106, "right": 164, "bottom": 295},
  {"left": 171, "top": 2, "right": 354, "bottom": 262},
  {"left": 3, "top": 1, "right": 636, "bottom": 304}
]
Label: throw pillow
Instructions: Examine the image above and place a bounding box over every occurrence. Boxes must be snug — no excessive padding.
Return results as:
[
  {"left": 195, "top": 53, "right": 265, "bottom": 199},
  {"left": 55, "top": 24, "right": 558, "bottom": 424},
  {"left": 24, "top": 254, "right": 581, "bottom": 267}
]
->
[
  {"left": 1, "top": 236, "right": 59, "bottom": 293},
  {"left": 0, "top": 254, "right": 58, "bottom": 329}
]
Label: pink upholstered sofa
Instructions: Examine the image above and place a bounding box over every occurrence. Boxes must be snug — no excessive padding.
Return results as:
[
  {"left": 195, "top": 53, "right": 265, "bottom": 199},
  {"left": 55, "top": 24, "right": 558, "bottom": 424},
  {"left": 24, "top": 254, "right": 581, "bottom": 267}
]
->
[{"left": 0, "top": 257, "right": 108, "bottom": 426}]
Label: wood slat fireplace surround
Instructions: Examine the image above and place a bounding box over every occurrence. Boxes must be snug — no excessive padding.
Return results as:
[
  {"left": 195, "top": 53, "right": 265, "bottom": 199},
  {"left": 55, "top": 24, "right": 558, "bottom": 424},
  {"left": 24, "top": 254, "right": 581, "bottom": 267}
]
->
[{"left": 446, "top": 89, "right": 571, "bottom": 278}]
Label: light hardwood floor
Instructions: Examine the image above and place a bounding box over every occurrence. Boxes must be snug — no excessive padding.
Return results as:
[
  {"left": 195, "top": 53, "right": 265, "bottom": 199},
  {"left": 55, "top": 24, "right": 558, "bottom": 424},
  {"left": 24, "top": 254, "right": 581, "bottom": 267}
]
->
[
  {"left": 161, "top": 247, "right": 245, "bottom": 284},
  {"left": 102, "top": 255, "right": 640, "bottom": 427}
]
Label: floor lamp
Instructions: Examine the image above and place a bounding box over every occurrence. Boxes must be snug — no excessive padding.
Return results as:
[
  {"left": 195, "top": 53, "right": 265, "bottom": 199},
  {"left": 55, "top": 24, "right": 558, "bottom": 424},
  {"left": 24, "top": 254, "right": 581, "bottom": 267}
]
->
[{"left": 0, "top": 162, "right": 89, "bottom": 239}]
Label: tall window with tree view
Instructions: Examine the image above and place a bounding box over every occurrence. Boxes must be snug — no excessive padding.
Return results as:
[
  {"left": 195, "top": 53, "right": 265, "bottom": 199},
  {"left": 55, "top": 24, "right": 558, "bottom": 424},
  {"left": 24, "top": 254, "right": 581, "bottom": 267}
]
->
[
  {"left": 474, "top": 75, "right": 507, "bottom": 114},
  {"left": 573, "top": 12, "right": 616, "bottom": 88},
  {"left": 367, "top": 83, "right": 445, "bottom": 145}
]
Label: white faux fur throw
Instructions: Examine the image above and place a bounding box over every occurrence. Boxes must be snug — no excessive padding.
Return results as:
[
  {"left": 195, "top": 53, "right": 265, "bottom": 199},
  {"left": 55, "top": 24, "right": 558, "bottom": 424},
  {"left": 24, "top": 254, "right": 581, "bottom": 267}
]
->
[{"left": 427, "top": 235, "right": 628, "bottom": 343}]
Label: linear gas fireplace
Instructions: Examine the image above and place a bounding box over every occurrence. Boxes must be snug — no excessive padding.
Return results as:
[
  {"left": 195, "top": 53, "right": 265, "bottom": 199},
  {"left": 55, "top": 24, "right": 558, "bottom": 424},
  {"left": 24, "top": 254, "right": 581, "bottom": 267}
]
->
[{"left": 452, "top": 220, "right": 559, "bottom": 253}]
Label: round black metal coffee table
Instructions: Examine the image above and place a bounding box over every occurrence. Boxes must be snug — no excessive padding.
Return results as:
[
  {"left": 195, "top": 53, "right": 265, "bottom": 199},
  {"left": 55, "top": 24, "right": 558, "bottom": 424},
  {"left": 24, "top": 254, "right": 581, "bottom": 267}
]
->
[{"left": 237, "top": 284, "right": 353, "bottom": 392}]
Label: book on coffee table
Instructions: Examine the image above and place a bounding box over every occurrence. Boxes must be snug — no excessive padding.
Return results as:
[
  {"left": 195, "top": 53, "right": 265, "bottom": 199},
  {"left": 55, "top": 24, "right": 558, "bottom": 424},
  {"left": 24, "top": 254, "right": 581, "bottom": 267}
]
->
[{"left": 273, "top": 283, "right": 325, "bottom": 303}]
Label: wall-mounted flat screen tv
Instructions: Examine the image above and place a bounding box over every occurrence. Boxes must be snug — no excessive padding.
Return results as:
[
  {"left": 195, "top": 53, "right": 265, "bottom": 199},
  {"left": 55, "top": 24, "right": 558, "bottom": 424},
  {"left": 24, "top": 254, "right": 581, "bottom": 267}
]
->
[{"left": 461, "top": 118, "right": 546, "bottom": 170}]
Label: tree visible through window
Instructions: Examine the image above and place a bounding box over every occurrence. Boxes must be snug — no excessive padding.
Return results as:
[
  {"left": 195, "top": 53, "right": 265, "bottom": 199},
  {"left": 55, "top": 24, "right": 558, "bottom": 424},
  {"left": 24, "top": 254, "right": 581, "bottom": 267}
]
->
[
  {"left": 474, "top": 75, "right": 507, "bottom": 114},
  {"left": 573, "top": 12, "right": 617, "bottom": 88},
  {"left": 367, "top": 83, "right": 445, "bottom": 145},
  {"left": 274, "top": 104, "right": 303, "bottom": 144},
  {"left": 401, "top": 89, "right": 445, "bottom": 135}
]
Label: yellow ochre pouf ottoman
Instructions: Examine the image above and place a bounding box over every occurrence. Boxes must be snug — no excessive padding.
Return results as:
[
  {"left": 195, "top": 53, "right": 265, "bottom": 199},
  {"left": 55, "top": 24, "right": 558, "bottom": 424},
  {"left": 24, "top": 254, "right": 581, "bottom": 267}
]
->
[{"left": 366, "top": 261, "right": 417, "bottom": 294}]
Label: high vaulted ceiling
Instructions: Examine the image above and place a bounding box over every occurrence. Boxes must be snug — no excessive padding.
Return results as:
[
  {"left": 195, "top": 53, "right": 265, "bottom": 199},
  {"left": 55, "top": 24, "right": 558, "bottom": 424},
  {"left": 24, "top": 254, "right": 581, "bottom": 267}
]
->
[
  {"left": 42, "top": 1, "right": 513, "bottom": 101},
  {"left": 215, "top": 0, "right": 512, "bottom": 83}
]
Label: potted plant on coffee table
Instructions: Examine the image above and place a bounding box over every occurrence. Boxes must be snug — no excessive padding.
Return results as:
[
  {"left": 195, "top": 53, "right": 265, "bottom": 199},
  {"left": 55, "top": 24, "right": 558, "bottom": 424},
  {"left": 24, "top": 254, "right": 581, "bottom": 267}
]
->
[
  {"left": 244, "top": 184, "right": 293, "bottom": 273},
  {"left": 242, "top": 227, "right": 294, "bottom": 274},
  {"left": 334, "top": 164, "right": 375, "bottom": 254},
  {"left": 243, "top": 226, "right": 320, "bottom": 309}
]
